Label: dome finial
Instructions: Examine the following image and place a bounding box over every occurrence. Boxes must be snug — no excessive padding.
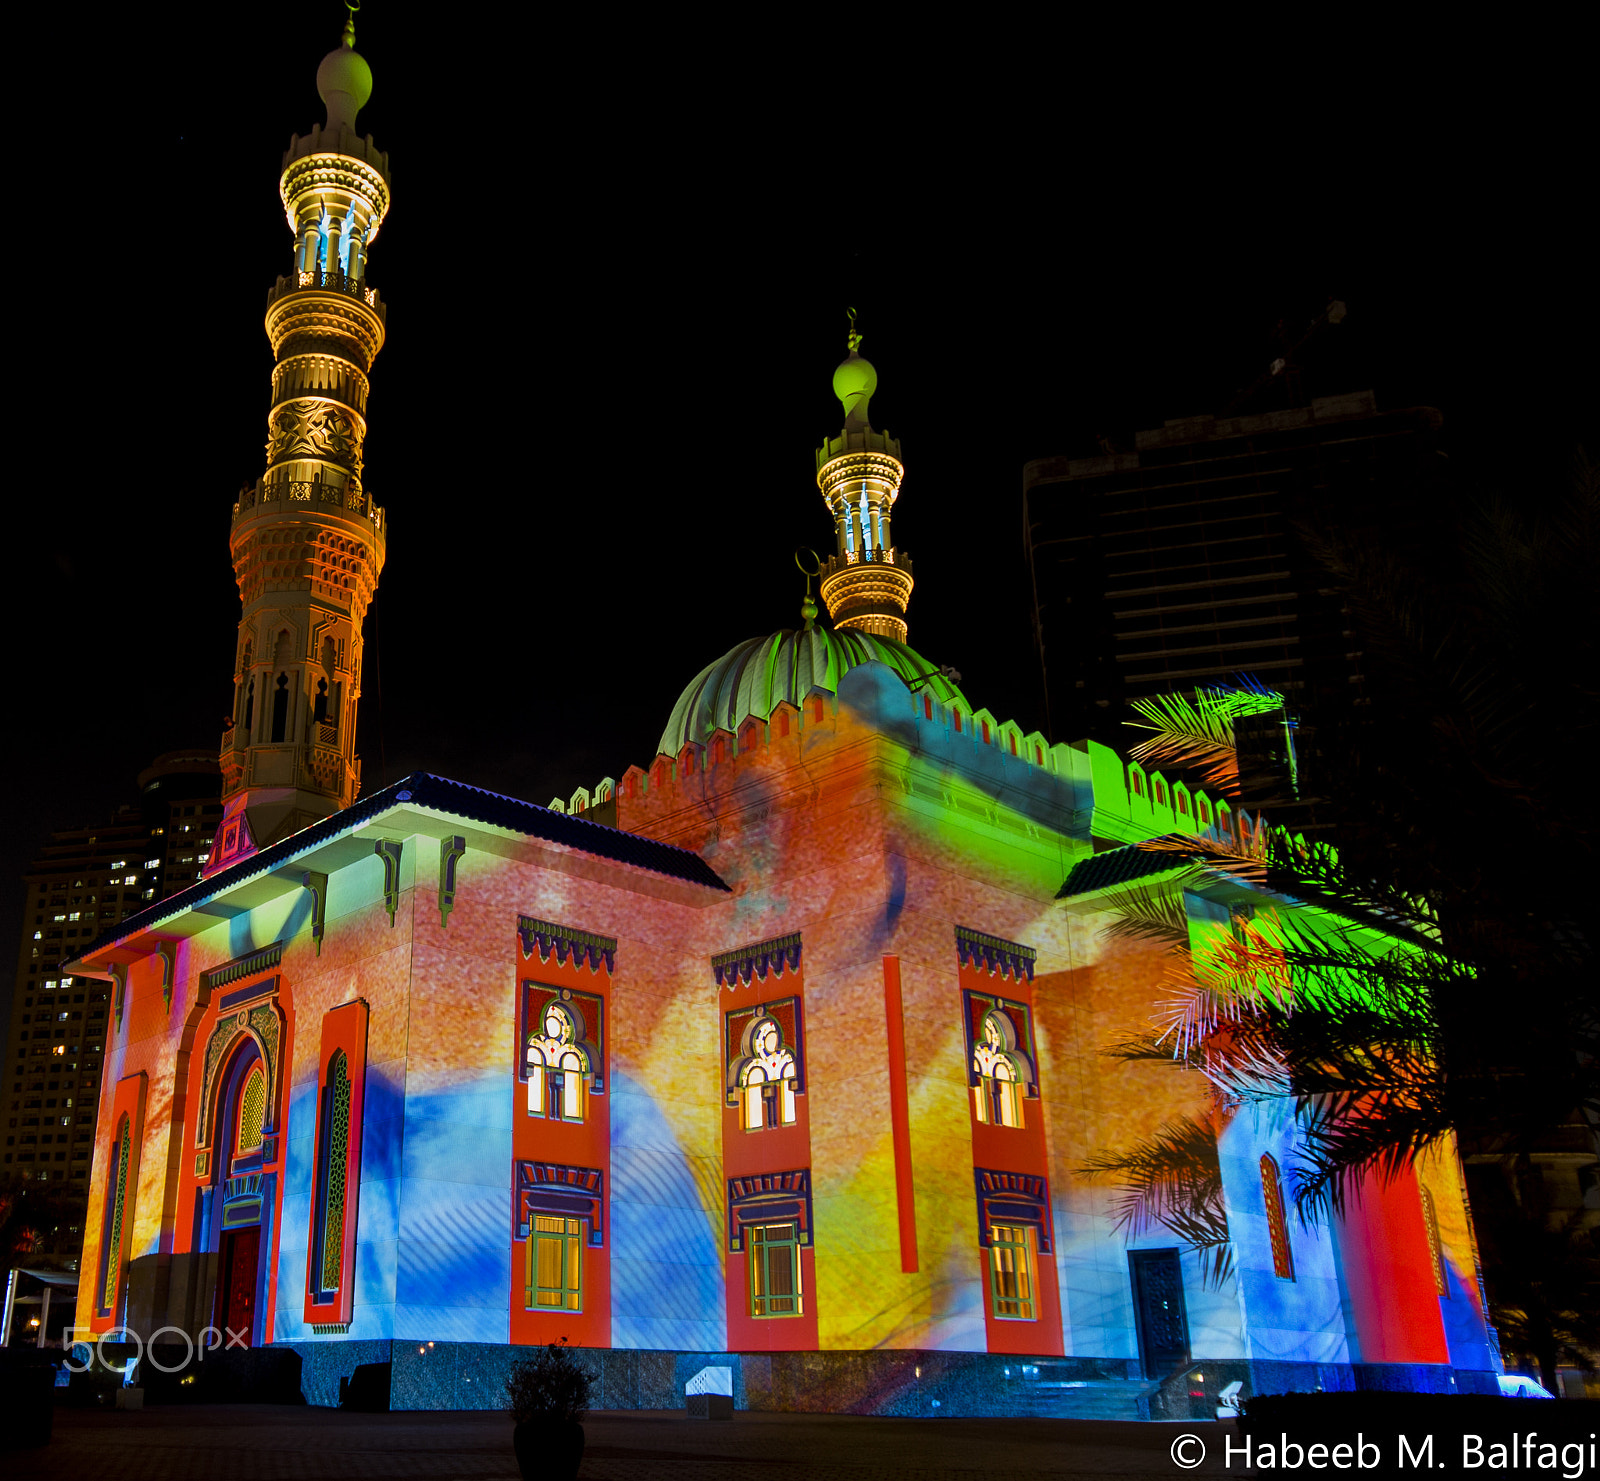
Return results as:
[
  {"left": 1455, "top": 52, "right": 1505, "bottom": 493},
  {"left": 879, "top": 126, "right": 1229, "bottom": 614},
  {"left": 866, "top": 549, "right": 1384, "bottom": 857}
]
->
[
  {"left": 796, "top": 549, "right": 821, "bottom": 632},
  {"left": 343, "top": 0, "right": 360, "bottom": 48},
  {"left": 846, "top": 305, "right": 863, "bottom": 355}
]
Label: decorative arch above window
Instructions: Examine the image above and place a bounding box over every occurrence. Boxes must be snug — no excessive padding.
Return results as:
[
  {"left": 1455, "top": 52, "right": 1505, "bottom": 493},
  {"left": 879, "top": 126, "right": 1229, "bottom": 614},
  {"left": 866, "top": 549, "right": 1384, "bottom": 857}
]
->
[
  {"left": 195, "top": 992, "right": 282, "bottom": 1154},
  {"left": 725, "top": 997, "right": 803, "bottom": 1131},
  {"left": 524, "top": 995, "right": 599, "bottom": 1122},
  {"left": 963, "top": 992, "right": 1039, "bottom": 1128},
  {"left": 520, "top": 978, "right": 603, "bottom": 1117},
  {"left": 1261, "top": 1153, "right": 1294, "bottom": 1281}
]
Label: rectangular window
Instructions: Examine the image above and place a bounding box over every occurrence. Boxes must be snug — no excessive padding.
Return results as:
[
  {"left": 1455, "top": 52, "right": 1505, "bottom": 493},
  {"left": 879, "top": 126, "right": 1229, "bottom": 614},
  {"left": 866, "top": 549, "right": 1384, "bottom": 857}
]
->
[
  {"left": 989, "top": 1222, "right": 1037, "bottom": 1320},
  {"left": 749, "top": 1222, "right": 802, "bottom": 1317},
  {"left": 527, "top": 1215, "right": 583, "bottom": 1311}
]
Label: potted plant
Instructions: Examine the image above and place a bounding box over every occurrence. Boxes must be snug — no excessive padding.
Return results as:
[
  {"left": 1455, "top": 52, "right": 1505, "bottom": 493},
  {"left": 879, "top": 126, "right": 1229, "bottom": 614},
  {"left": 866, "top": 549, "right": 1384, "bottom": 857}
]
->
[{"left": 505, "top": 1339, "right": 594, "bottom": 1481}]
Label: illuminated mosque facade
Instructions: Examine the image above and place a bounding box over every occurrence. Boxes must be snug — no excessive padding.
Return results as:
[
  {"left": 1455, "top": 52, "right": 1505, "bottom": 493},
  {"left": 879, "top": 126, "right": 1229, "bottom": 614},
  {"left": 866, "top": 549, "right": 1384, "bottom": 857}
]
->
[{"left": 68, "top": 20, "right": 1501, "bottom": 1416}]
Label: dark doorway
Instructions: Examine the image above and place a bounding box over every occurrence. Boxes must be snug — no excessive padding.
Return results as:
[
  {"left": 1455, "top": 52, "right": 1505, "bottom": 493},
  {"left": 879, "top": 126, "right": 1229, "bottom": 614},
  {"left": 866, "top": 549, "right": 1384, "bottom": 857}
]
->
[
  {"left": 1129, "top": 1248, "right": 1190, "bottom": 1378},
  {"left": 271, "top": 674, "right": 289, "bottom": 742},
  {"left": 219, "top": 1225, "right": 261, "bottom": 1344}
]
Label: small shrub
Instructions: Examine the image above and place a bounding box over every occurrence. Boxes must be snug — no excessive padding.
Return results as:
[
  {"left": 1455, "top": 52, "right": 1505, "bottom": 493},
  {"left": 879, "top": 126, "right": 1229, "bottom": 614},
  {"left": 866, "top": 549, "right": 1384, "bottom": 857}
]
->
[{"left": 505, "top": 1341, "right": 595, "bottom": 1425}]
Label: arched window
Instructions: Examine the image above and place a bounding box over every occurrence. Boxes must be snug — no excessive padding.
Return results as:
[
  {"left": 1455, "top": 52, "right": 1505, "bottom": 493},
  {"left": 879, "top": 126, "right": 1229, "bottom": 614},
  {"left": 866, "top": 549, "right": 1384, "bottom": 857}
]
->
[
  {"left": 271, "top": 673, "right": 290, "bottom": 742},
  {"left": 1154, "top": 778, "right": 1167, "bottom": 806},
  {"left": 1420, "top": 1185, "right": 1447, "bottom": 1296},
  {"left": 1129, "top": 766, "right": 1145, "bottom": 797},
  {"left": 982, "top": 719, "right": 992, "bottom": 744},
  {"left": 923, "top": 694, "right": 934, "bottom": 721},
  {"left": 313, "top": 678, "right": 330, "bottom": 724},
  {"left": 972, "top": 1009, "right": 1028, "bottom": 1128},
  {"left": 243, "top": 677, "right": 255, "bottom": 734},
  {"left": 1261, "top": 1153, "right": 1294, "bottom": 1280},
  {"left": 953, "top": 710, "right": 964, "bottom": 733},
  {"left": 1175, "top": 788, "right": 1190, "bottom": 816},
  {"left": 98, "top": 1114, "right": 133, "bottom": 1314},
  {"left": 526, "top": 1001, "right": 592, "bottom": 1122},
  {"left": 236, "top": 1064, "right": 267, "bottom": 1156},
  {"left": 1197, "top": 797, "right": 1212, "bottom": 825},
  {"left": 776, "top": 710, "right": 791, "bottom": 738},
  {"left": 310, "top": 1051, "right": 352, "bottom": 1301},
  {"left": 729, "top": 1014, "right": 798, "bottom": 1131}
]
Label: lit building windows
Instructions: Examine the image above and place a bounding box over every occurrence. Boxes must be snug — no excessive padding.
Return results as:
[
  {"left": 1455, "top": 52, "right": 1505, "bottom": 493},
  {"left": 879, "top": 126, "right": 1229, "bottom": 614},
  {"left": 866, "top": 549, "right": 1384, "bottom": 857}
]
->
[
  {"left": 525, "top": 1000, "right": 594, "bottom": 1122},
  {"left": 1261, "top": 1153, "right": 1295, "bottom": 1281},
  {"left": 528, "top": 1215, "right": 584, "bottom": 1311},
  {"left": 749, "top": 1222, "right": 802, "bottom": 1317},
  {"left": 989, "top": 1222, "right": 1037, "bottom": 1320},
  {"left": 971, "top": 1009, "right": 1029, "bottom": 1128},
  {"left": 728, "top": 1012, "right": 799, "bottom": 1130}
]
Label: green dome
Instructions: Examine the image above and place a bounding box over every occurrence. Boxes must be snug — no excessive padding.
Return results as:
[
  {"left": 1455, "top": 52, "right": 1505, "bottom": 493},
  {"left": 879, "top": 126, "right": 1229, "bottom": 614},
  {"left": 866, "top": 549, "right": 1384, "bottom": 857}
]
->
[{"left": 658, "top": 627, "right": 967, "bottom": 757}]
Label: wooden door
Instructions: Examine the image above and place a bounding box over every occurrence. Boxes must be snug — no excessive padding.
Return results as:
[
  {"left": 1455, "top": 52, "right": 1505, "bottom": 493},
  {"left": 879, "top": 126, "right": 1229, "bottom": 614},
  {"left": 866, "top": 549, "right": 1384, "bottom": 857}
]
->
[{"left": 220, "top": 1226, "right": 261, "bottom": 1345}]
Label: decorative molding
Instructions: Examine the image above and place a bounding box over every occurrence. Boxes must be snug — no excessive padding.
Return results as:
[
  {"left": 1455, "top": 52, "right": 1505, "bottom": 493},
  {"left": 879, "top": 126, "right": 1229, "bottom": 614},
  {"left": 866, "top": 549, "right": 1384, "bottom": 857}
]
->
[
  {"left": 310, "top": 1322, "right": 351, "bottom": 1335},
  {"left": 962, "top": 989, "right": 1040, "bottom": 1097},
  {"left": 374, "top": 839, "right": 403, "bottom": 925},
  {"left": 727, "top": 1170, "right": 812, "bottom": 1253},
  {"left": 302, "top": 871, "right": 328, "bottom": 955},
  {"left": 218, "top": 977, "right": 279, "bottom": 1015},
  {"left": 156, "top": 942, "right": 177, "bottom": 1011},
  {"left": 517, "top": 916, "right": 615, "bottom": 974},
  {"left": 205, "top": 943, "right": 285, "bottom": 993},
  {"left": 955, "top": 925, "right": 1037, "bottom": 982},
  {"left": 973, "top": 1168, "right": 1053, "bottom": 1253},
  {"left": 712, "top": 932, "right": 801, "bottom": 989},
  {"left": 439, "top": 835, "right": 466, "bottom": 929},
  {"left": 514, "top": 1162, "right": 604, "bottom": 1246},
  {"left": 196, "top": 1001, "right": 283, "bottom": 1152}
]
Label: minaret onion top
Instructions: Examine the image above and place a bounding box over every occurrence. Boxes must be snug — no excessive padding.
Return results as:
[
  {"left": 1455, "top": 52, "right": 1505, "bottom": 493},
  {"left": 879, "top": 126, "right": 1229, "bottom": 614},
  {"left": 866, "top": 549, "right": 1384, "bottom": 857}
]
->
[
  {"left": 316, "top": 8, "right": 374, "bottom": 132},
  {"left": 833, "top": 324, "right": 878, "bottom": 431}
]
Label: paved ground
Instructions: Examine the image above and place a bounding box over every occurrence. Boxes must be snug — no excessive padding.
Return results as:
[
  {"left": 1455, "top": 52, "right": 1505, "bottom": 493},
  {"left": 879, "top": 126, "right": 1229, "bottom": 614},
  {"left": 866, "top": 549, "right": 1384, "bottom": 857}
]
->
[{"left": 26, "top": 1405, "right": 1229, "bottom": 1479}]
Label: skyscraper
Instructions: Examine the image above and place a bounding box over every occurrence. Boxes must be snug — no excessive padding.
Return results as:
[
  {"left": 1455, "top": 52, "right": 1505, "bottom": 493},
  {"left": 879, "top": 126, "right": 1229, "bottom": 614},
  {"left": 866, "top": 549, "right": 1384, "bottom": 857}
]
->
[{"left": 1023, "top": 393, "right": 1447, "bottom": 749}]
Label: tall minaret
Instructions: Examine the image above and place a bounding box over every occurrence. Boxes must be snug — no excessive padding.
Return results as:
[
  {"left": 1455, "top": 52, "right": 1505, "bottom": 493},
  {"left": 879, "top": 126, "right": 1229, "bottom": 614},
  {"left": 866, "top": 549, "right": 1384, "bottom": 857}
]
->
[
  {"left": 815, "top": 318, "right": 914, "bottom": 642},
  {"left": 207, "top": 14, "right": 392, "bottom": 876}
]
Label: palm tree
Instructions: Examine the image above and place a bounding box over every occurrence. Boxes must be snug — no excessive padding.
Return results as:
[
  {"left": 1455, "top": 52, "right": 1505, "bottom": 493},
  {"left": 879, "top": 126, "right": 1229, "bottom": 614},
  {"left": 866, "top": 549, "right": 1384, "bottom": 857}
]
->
[{"left": 1081, "top": 453, "right": 1599, "bottom": 1376}]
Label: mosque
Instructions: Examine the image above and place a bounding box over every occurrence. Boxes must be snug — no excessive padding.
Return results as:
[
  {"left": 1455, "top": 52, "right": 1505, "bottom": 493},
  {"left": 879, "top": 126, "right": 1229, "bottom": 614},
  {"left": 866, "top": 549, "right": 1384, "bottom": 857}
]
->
[{"left": 67, "top": 17, "right": 1500, "bottom": 1416}]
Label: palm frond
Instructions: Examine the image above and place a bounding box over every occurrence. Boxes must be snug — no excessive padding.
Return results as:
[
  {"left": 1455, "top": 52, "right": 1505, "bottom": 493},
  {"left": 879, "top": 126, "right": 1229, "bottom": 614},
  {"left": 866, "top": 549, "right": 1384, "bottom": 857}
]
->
[
  {"left": 1079, "top": 1113, "right": 1236, "bottom": 1288},
  {"left": 1101, "top": 882, "right": 1194, "bottom": 952},
  {"left": 1126, "top": 691, "right": 1239, "bottom": 791}
]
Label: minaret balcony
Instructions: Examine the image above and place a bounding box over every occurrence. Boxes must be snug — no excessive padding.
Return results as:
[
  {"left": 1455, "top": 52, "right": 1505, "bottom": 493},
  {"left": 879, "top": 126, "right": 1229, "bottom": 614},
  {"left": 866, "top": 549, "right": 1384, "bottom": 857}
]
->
[
  {"left": 822, "top": 548, "right": 912, "bottom": 580},
  {"left": 267, "top": 269, "right": 386, "bottom": 323},
  {"left": 233, "top": 480, "right": 384, "bottom": 533}
]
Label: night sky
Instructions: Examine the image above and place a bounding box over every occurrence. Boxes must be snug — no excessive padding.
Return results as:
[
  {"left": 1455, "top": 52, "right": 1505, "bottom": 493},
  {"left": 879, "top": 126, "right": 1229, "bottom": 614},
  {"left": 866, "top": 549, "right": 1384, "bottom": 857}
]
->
[{"left": 3, "top": 10, "right": 1589, "bottom": 1017}]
